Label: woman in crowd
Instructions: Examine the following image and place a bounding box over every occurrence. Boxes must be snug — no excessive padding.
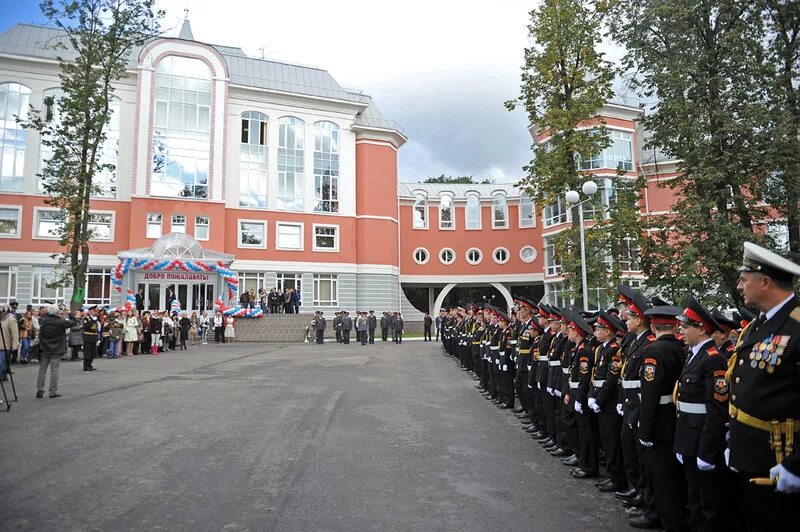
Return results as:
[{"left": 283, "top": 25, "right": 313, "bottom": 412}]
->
[
  {"left": 179, "top": 312, "right": 191, "bottom": 350},
  {"left": 123, "top": 310, "right": 139, "bottom": 357},
  {"left": 29, "top": 308, "right": 40, "bottom": 363},
  {"left": 214, "top": 311, "right": 224, "bottom": 343},
  {"left": 140, "top": 311, "right": 151, "bottom": 354},
  {"left": 224, "top": 314, "right": 235, "bottom": 343},
  {"left": 162, "top": 312, "right": 173, "bottom": 352},
  {"left": 68, "top": 310, "right": 83, "bottom": 361},
  {"left": 170, "top": 312, "right": 179, "bottom": 350},
  {"left": 189, "top": 311, "right": 198, "bottom": 346},
  {"left": 199, "top": 310, "right": 209, "bottom": 345},
  {"left": 148, "top": 311, "right": 162, "bottom": 355},
  {"left": 99, "top": 312, "right": 111, "bottom": 357},
  {"left": 19, "top": 310, "right": 33, "bottom": 363}
]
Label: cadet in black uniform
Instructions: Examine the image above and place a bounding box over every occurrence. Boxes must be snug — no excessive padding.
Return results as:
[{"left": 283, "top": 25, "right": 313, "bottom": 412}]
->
[
  {"left": 729, "top": 242, "right": 800, "bottom": 528},
  {"left": 636, "top": 305, "right": 687, "bottom": 532},
  {"left": 710, "top": 310, "right": 737, "bottom": 359},
  {"left": 513, "top": 299, "right": 536, "bottom": 426},
  {"left": 82, "top": 306, "right": 99, "bottom": 371},
  {"left": 675, "top": 296, "right": 731, "bottom": 531}
]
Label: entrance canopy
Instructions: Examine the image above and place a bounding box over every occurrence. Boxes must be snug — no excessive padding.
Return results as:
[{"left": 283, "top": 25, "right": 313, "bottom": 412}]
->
[{"left": 118, "top": 233, "right": 234, "bottom": 264}]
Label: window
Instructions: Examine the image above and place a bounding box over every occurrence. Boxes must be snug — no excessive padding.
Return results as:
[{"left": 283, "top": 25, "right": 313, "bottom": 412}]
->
[
  {"left": 237, "top": 271, "right": 264, "bottom": 296},
  {"left": 439, "top": 194, "right": 454, "bottom": 229},
  {"left": 0, "top": 82, "right": 31, "bottom": 192},
  {"left": 767, "top": 224, "right": 790, "bottom": 253},
  {"left": 544, "top": 197, "right": 568, "bottom": 227},
  {"left": 95, "top": 97, "right": 121, "bottom": 197},
  {"left": 313, "top": 274, "right": 338, "bottom": 307},
  {"left": 582, "top": 179, "right": 612, "bottom": 220},
  {"left": 519, "top": 194, "right": 535, "bottom": 228},
  {"left": 276, "top": 272, "right": 302, "bottom": 292},
  {"left": 34, "top": 209, "right": 64, "bottom": 239},
  {"left": 171, "top": 214, "right": 186, "bottom": 233},
  {"left": 0, "top": 207, "right": 21, "bottom": 237},
  {"left": 493, "top": 247, "right": 509, "bottom": 264},
  {"left": 520, "top": 246, "right": 537, "bottom": 263},
  {"left": 544, "top": 236, "right": 561, "bottom": 275},
  {"left": 547, "top": 281, "right": 570, "bottom": 307},
  {"left": 313, "top": 224, "right": 338, "bottom": 251},
  {"left": 618, "top": 238, "right": 641, "bottom": 271},
  {"left": 0, "top": 266, "right": 18, "bottom": 304},
  {"left": 239, "top": 111, "right": 268, "bottom": 208},
  {"left": 87, "top": 213, "right": 113, "bottom": 241},
  {"left": 579, "top": 130, "right": 633, "bottom": 171},
  {"left": 466, "top": 193, "right": 481, "bottom": 230},
  {"left": 413, "top": 193, "right": 428, "bottom": 229},
  {"left": 146, "top": 213, "right": 162, "bottom": 239},
  {"left": 492, "top": 193, "right": 508, "bottom": 228},
  {"left": 466, "top": 247, "right": 482, "bottom": 265},
  {"left": 440, "top": 248, "right": 455, "bottom": 265},
  {"left": 277, "top": 116, "right": 304, "bottom": 210},
  {"left": 413, "top": 247, "right": 430, "bottom": 265},
  {"left": 85, "top": 268, "right": 112, "bottom": 306},
  {"left": 194, "top": 216, "right": 209, "bottom": 241},
  {"left": 239, "top": 220, "right": 266, "bottom": 248},
  {"left": 276, "top": 222, "right": 303, "bottom": 250},
  {"left": 31, "top": 266, "right": 68, "bottom": 306},
  {"left": 152, "top": 56, "right": 211, "bottom": 199},
  {"left": 314, "top": 121, "right": 339, "bottom": 213}
]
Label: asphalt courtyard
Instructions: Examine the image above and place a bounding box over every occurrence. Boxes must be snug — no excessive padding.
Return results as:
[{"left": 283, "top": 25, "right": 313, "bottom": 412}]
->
[{"left": 0, "top": 340, "right": 630, "bottom": 532}]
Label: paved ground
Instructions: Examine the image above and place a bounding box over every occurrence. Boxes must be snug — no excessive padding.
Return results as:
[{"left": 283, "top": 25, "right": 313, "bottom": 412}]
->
[{"left": 0, "top": 341, "right": 631, "bottom": 532}]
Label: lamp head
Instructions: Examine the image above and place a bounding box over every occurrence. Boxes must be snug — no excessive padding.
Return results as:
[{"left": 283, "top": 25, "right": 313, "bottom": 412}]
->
[
  {"left": 565, "top": 190, "right": 580, "bottom": 205},
  {"left": 582, "top": 180, "right": 598, "bottom": 196}
]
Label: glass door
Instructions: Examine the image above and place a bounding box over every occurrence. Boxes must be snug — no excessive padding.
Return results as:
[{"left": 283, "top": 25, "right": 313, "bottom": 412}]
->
[
  {"left": 146, "top": 283, "right": 161, "bottom": 311},
  {"left": 177, "top": 284, "right": 188, "bottom": 313}
]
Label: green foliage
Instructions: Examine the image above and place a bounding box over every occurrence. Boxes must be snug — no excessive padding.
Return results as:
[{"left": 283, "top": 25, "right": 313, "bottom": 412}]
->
[
  {"left": 23, "top": 0, "right": 162, "bottom": 309},
  {"left": 423, "top": 174, "right": 494, "bottom": 184}
]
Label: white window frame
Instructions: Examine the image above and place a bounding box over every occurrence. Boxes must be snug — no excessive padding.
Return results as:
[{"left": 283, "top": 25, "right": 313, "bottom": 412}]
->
[
  {"left": 87, "top": 210, "right": 115, "bottom": 242},
  {"left": 465, "top": 247, "right": 483, "bottom": 265},
  {"left": 0, "top": 205, "right": 22, "bottom": 239},
  {"left": 438, "top": 193, "right": 455, "bottom": 230},
  {"left": 146, "top": 212, "right": 162, "bottom": 239},
  {"left": 276, "top": 222, "right": 304, "bottom": 251},
  {"left": 520, "top": 246, "right": 538, "bottom": 264},
  {"left": 171, "top": 214, "right": 186, "bottom": 234},
  {"left": 465, "top": 193, "right": 482, "bottom": 230},
  {"left": 413, "top": 193, "right": 428, "bottom": 229},
  {"left": 544, "top": 236, "right": 561, "bottom": 276},
  {"left": 32, "top": 207, "right": 64, "bottom": 240},
  {"left": 238, "top": 219, "right": 267, "bottom": 249},
  {"left": 194, "top": 216, "right": 210, "bottom": 241},
  {"left": 543, "top": 197, "right": 568, "bottom": 228},
  {"left": 439, "top": 247, "right": 456, "bottom": 265},
  {"left": 493, "top": 247, "right": 510, "bottom": 264},
  {"left": 313, "top": 274, "right": 338, "bottom": 307},
  {"left": 31, "top": 265, "right": 69, "bottom": 307},
  {"left": 0, "top": 265, "right": 18, "bottom": 304},
  {"left": 492, "top": 193, "right": 509, "bottom": 229},
  {"left": 312, "top": 223, "right": 339, "bottom": 252},
  {"left": 413, "top": 247, "right": 430, "bottom": 265},
  {"left": 519, "top": 194, "right": 535, "bottom": 228}
]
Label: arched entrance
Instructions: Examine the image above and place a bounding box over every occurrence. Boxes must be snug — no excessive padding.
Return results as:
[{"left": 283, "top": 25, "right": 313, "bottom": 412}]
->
[{"left": 432, "top": 282, "right": 514, "bottom": 314}]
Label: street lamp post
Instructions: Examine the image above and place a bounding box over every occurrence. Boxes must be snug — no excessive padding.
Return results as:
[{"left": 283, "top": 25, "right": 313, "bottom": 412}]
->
[{"left": 565, "top": 180, "right": 598, "bottom": 312}]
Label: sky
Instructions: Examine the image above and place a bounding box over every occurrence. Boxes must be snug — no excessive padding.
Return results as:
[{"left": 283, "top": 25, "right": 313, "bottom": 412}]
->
[{"left": 0, "top": 0, "right": 548, "bottom": 183}]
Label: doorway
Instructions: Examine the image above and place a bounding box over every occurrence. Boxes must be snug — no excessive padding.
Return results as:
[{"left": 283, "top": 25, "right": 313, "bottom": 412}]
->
[{"left": 138, "top": 282, "right": 215, "bottom": 311}]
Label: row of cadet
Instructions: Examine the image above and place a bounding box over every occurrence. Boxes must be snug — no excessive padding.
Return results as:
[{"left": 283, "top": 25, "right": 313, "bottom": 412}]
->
[{"left": 440, "top": 241, "right": 799, "bottom": 531}]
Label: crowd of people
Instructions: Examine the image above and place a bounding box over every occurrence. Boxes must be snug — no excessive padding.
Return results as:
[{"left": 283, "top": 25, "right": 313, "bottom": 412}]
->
[
  {"left": 0, "top": 303, "right": 238, "bottom": 403},
  {"left": 440, "top": 241, "right": 799, "bottom": 531},
  {"left": 239, "top": 287, "right": 301, "bottom": 314},
  {"left": 308, "top": 310, "right": 408, "bottom": 345}
]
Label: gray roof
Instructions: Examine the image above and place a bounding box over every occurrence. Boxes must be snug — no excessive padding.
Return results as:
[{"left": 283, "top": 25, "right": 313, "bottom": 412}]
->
[
  {"left": 636, "top": 128, "right": 675, "bottom": 167},
  {"left": 0, "top": 23, "right": 404, "bottom": 137},
  {"left": 397, "top": 182, "right": 521, "bottom": 199}
]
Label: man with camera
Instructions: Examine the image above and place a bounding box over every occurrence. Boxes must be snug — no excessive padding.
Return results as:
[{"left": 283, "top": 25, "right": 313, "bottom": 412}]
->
[{"left": 36, "top": 305, "right": 79, "bottom": 398}]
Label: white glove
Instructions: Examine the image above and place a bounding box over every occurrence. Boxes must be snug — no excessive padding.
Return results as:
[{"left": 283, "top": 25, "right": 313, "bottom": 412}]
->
[
  {"left": 697, "top": 457, "right": 715, "bottom": 471},
  {"left": 639, "top": 439, "right": 653, "bottom": 448},
  {"left": 771, "top": 464, "right": 800, "bottom": 494},
  {"left": 537, "top": 382, "right": 542, "bottom": 389},
  {"left": 591, "top": 402, "right": 601, "bottom": 414},
  {"left": 575, "top": 401, "right": 584, "bottom": 414},
  {"left": 616, "top": 403, "right": 623, "bottom": 416},
  {"left": 724, "top": 447, "right": 731, "bottom": 467},
  {"left": 675, "top": 453, "right": 684, "bottom": 464},
  {"left": 546, "top": 387, "right": 554, "bottom": 395},
  {"left": 587, "top": 397, "right": 600, "bottom": 413}
]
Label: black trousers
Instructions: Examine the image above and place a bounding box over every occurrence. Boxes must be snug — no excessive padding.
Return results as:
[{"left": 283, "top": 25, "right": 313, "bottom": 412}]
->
[
  {"left": 381, "top": 327, "right": 388, "bottom": 341},
  {"left": 368, "top": 328, "right": 375, "bottom": 344},
  {"left": 735, "top": 470, "right": 794, "bottom": 531},
  {"left": 360, "top": 331, "right": 367, "bottom": 345},
  {"left": 620, "top": 421, "right": 641, "bottom": 489},
  {"left": 576, "top": 410, "right": 599, "bottom": 474},
  {"left": 316, "top": 329, "right": 324, "bottom": 344},
  {"left": 514, "top": 366, "right": 529, "bottom": 411},
  {"left": 423, "top": 326, "right": 431, "bottom": 341},
  {"left": 561, "top": 401, "right": 581, "bottom": 456},
  {"left": 598, "top": 409, "right": 626, "bottom": 488},
  {"left": 343, "top": 330, "right": 350, "bottom": 344},
  {"left": 82, "top": 336, "right": 96, "bottom": 370},
  {"left": 542, "top": 389, "right": 558, "bottom": 437},
  {"left": 643, "top": 443, "right": 688, "bottom": 532}
]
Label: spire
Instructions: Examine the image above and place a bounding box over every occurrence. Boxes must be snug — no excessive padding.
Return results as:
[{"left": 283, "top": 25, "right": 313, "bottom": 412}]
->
[{"left": 178, "top": 9, "right": 194, "bottom": 40}]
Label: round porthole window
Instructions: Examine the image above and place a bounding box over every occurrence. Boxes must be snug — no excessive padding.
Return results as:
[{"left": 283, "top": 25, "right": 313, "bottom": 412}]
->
[
  {"left": 440, "top": 248, "right": 455, "bottom": 265},
  {"left": 413, "top": 247, "right": 429, "bottom": 265},
  {"left": 493, "top": 247, "right": 510, "bottom": 264},
  {"left": 520, "top": 246, "right": 537, "bottom": 263},
  {"left": 466, "top": 248, "right": 482, "bottom": 265}
]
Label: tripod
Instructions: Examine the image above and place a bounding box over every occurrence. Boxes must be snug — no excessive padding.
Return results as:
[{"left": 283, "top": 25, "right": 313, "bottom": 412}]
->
[{"left": 0, "top": 314, "right": 18, "bottom": 411}]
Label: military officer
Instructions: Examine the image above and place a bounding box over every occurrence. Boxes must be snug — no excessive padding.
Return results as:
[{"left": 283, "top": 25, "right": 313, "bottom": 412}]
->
[
  {"left": 513, "top": 298, "right": 536, "bottom": 425},
  {"left": 675, "top": 296, "right": 730, "bottom": 531},
  {"left": 636, "top": 305, "right": 687, "bottom": 532},
  {"left": 729, "top": 242, "right": 800, "bottom": 528},
  {"left": 82, "top": 305, "right": 99, "bottom": 372}
]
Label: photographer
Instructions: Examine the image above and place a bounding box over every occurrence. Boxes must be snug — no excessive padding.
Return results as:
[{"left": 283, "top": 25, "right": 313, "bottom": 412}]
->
[
  {"left": 37, "top": 305, "right": 79, "bottom": 398},
  {"left": 1, "top": 306, "right": 20, "bottom": 382}
]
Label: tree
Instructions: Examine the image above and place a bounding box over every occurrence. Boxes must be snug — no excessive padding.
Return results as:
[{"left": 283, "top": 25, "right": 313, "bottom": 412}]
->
[
  {"left": 423, "top": 174, "right": 494, "bottom": 184},
  {"left": 612, "top": 0, "right": 773, "bottom": 308},
  {"left": 23, "top": 0, "right": 162, "bottom": 310},
  {"left": 507, "top": 0, "right": 639, "bottom": 308}
]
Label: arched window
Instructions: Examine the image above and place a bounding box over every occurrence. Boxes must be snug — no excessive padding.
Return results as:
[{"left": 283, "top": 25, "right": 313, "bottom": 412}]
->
[
  {"left": 465, "top": 193, "right": 481, "bottom": 230},
  {"left": 0, "top": 82, "right": 31, "bottom": 192},
  {"left": 239, "top": 111, "right": 268, "bottom": 208},
  {"left": 492, "top": 192, "right": 508, "bottom": 228},
  {"left": 519, "top": 193, "right": 535, "bottom": 227},
  {"left": 439, "top": 193, "right": 454, "bottom": 229},
  {"left": 314, "top": 121, "right": 339, "bottom": 213},
  {"left": 413, "top": 193, "right": 428, "bottom": 229},
  {"left": 278, "top": 116, "right": 305, "bottom": 210},
  {"left": 151, "top": 56, "right": 211, "bottom": 199}
]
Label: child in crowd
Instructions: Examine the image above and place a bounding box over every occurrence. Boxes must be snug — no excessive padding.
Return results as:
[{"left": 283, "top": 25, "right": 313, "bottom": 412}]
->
[{"left": 108, "top": 317, "right": 123, "bottom": 359}]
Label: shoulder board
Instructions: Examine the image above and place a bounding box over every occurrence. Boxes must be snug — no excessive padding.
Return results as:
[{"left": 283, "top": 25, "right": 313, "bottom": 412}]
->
[
  {"left": 791, "top": 307, "right": 800, "bottom": 323},
  {"left": 725, "top": 344, "right": 734, "bottom": 352},
  {"left": 706, "top": 346, "right": 719, "bottom": 356},
  {"left": 647, "top": 334, "right": 656, "bottom": 342},
  {"left": 610, "top": 342, "right": 618, "bottom": 349}
]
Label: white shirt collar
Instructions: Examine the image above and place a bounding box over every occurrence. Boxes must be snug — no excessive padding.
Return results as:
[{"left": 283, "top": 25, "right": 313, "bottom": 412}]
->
[
  {"left": 690, "top": 338, "right": 714, "bottom": 357},
  {"left": 636, "top": 330, "right": 647, "bottom": 340},
  {"left": 764, "top": 293, "right": 795, "bottom": 321}
]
